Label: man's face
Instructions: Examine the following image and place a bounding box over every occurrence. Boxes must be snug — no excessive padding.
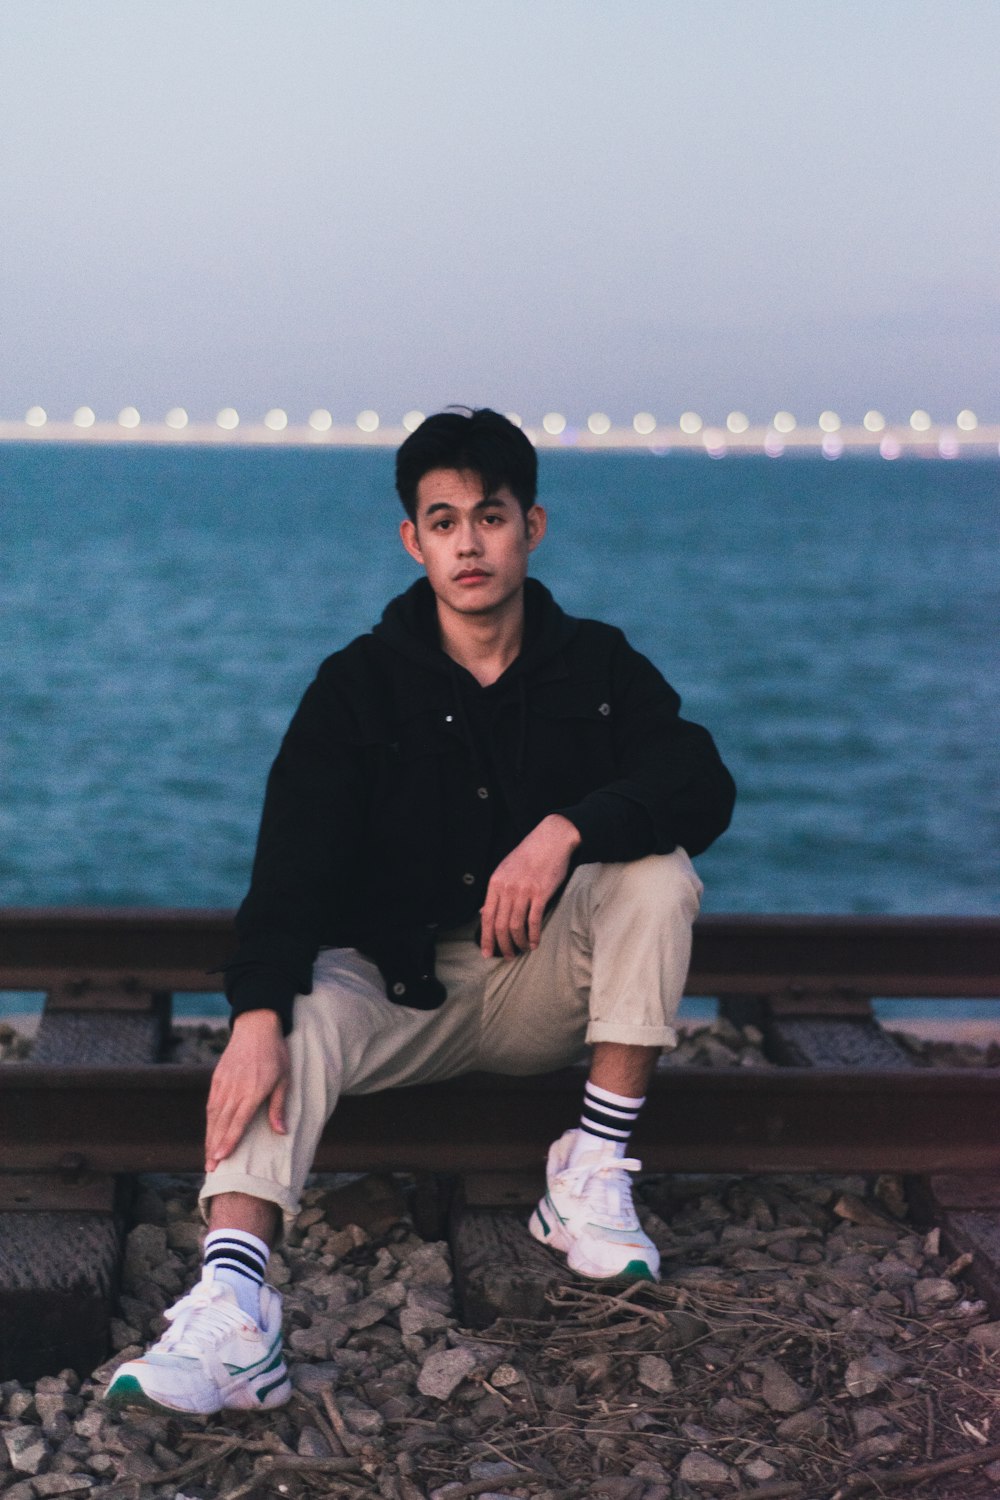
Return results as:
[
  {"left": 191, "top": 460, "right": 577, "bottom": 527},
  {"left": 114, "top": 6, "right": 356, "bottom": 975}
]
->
[{"left": 399, "top": 467, "right": 546, "bottom": 620}]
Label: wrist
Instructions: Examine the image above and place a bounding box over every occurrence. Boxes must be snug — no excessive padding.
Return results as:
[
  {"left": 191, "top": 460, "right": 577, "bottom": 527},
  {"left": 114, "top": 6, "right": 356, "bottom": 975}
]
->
[
  {"left": 544, "top": 813, "right": 582, "bottom": 850},
  {"left": 232, "top": 1008, "right": 283, "bottom": 1034}
]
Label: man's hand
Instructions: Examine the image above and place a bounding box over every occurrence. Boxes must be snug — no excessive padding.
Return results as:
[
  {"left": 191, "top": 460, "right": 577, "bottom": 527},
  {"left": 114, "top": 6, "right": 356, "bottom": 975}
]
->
[
  {"left": 205, "top": 1009, "right": 290, "bottom": 1173},
  {"left": 481, "top": 813, "right": 581, "bottom": 960}
]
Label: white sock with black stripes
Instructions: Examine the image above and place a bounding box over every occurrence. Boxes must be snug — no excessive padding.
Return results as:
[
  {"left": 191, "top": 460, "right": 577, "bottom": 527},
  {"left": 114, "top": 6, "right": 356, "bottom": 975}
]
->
[
  {"left": 574, "top": 1080, "right": 645, "bottom": 1161},
  {"left": 202, "top": 1228, "right": 270, "bottom": 1322}
]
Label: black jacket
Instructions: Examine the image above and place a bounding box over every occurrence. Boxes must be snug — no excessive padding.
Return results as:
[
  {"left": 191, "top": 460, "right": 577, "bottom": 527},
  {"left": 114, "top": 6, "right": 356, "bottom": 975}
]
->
[{"left": 225, "top": 578, "right": 735, "bottom": 1031}]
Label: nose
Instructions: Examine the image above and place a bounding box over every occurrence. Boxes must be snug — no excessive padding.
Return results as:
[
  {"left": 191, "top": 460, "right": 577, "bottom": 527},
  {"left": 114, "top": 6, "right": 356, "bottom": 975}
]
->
[{"left": 455, "top": 519, "right": 483, "bottom": 555}]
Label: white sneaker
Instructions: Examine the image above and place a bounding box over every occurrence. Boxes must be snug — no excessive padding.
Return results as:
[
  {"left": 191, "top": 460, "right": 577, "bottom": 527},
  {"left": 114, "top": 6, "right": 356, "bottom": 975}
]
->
[
  {"left": 105, "top": 1268, "right": 290, "bottom": 1415},
  {"left": 529, "top": 1129, "right": 660, "bottom": 1281}
]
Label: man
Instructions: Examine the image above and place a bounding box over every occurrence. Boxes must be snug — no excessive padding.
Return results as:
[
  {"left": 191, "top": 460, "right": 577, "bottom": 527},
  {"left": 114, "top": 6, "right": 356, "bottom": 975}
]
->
[{"left": 107, "top": 407, "right": 735, "bottom": 1415}]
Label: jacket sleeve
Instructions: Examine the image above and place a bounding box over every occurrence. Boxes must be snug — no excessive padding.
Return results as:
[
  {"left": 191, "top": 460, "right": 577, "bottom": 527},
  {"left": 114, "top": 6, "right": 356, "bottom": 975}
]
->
[
  {"left": 556, "top": 632, "right": 736, "bottom": 862},
  {"left": 223, "top": 658, "right": 369, "bottom": 1033}
]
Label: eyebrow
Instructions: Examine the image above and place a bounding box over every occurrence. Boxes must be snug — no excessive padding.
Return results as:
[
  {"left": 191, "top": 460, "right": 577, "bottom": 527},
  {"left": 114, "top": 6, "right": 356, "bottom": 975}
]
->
[{"left": 423, "top": 494, "right": 512, "bottom": 518}]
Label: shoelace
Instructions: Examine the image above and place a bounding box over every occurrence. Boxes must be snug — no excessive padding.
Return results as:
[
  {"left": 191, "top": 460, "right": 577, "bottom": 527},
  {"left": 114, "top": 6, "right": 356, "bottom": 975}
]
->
[
  {"left": 558, "top": 1156, "right": 642, "bottom": 1228},
  {"left": 159, "top": 1281, "right": 251, "bottom": 1357}
]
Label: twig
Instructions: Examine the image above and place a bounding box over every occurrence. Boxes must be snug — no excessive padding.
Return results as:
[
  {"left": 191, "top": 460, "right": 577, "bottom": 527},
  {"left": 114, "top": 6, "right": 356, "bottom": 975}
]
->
[
  {"left": 293, "top": 1386, "right": 347, "bottom": 1457},
  {"left": 322, "top": 1383, "right": 365, "bottom": 1454},
  {"left": 424, "top": 1476, "right": 545, "bottom": 1500},
  {"left": 833, "top": 1438, "right": 1000, "bottom": 1498},
  {"left": 147, "top": 1436, "right": 242, "bottom": 1484},
  {"left": 219, "top": 1453, "right": 363, "bottom": 1500},
  {"left": 924, "top": 1390, "right": 935, "bottom": 1461}
]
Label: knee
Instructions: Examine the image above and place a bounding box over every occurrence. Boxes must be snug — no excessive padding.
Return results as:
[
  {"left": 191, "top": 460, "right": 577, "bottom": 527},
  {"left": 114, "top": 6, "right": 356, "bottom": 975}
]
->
[{"left": 597, "top": 850, "right": 703, "bottom": 922}]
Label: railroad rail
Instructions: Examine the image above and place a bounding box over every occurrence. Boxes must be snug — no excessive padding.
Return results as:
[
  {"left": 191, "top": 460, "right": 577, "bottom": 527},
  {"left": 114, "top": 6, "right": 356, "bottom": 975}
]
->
[{"left": 1, "top": 908, "right": 999, "bottom": 1379}]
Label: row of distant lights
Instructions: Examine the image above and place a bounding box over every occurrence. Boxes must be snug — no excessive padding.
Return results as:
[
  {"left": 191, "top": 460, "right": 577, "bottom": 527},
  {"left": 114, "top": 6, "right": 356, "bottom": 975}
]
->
[{"left": 22, "top": 405, "right": 983, "bottom": 438}]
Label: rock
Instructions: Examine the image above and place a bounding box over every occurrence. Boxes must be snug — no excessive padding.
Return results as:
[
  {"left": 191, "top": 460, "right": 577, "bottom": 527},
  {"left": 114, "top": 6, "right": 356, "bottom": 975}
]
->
[
  {"left": 588, "top": 1480, "right": 643, "bottom": 1499},
  {"left": 290, "top": 1362, "right": 341, "bottom": 1392},
  {"left": 758, "top": 1358, "right": 807, "bottom": 1414},
  {"left": 469, "top": 1461, "right": 519, "bottom": 1481},
  {"left": 297, "top": 1425, "right": 333, "bottom": 1457},
  {"left": 742, "top": 1459, "right": 777, "bottom": 1481},
  {"left": 417, "top": 1346, "right": 478, "bottom": 1400},
  {"left": 400, "top": 1243, "right": 453, "bottom": 1288},
  {"left": 967, "top": 1321, "right": 1000, "bottom": 1351},
  {"left": 32, "top": 1477, "right": 96, "bottom": 1497},
  {"left": 844, "top": 1348, "right": 906, "bottom": 1398},
  {"left": 677, "top": 1451, "right": 736, "bottom": 1487},
  {"left": 852, "top": 1407, "right": 891, "bottom": 1438},
  {"left": 776, "top": 1407, "right": 827, "bottom": 1441},
  {"left": 340, "top": 1394, "right": 384, "bottom": 1436},
  {"left": 637, "top": 1355, "right": 675, "bottom": 1394},
  {"left": 3, "top": 1483, "right": 39, "bottom": 1500},
  {"left": 851, "top": 1433, "right": 905, "bottom": 1461},
  {"left": 490, "top": 1364, "right": 523, "bottom": 1388},
  {"left": 4, "top": 1426, "right": 52, "bottom": 1476},
  {"left": 629, "top": 1461, "right": 669, "bottom": 1482},
  {"left": 913, "top": 1277, "right": 959, "bottom": 1309},
  {"left": 399, "top": 1288, "right": 454, "bottom": 1335}
]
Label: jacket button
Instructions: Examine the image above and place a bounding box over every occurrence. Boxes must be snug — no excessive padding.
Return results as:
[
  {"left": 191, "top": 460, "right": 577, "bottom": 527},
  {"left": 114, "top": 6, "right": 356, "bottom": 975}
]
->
[
  {"left": 462, "top": 872, "right": 475, "bottom": 886},
  {"left": 477, "top": 786, "right": 489, "bottom": 799},
  {"left": 392, "top": 981, "right": 406, "bottom": 996},
  {"left": 598, "top": 702, "right": 611, "bottom": 716}
]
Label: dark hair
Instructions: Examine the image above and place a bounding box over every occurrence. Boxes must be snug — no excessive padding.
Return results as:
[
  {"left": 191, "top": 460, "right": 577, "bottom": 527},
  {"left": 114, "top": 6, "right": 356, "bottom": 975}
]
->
[{"left": 395, "top": 407, "right": 537, "bottom": 521}]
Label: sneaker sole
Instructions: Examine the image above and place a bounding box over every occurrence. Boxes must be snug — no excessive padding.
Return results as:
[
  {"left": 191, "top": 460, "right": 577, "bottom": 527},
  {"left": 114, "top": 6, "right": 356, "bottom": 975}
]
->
[
  {"left": 105, "top": 1367, "right": 292, "bottom": 1415},
  {"left": 529, "top": 1206, "right": 658, "bottom": 1282}
]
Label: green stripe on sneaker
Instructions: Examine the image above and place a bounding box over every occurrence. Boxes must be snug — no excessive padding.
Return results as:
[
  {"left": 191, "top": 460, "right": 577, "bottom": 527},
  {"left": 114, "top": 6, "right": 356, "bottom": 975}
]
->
[
  {"left": 535, "top": 1203, "right": 550, "bottom": 1234},
  {"left": 225, "top": 1333, "right": 282, "bottom": 1377},
  {"left": 256, "top": 1373, "right": 289, "bottom": 1403}
]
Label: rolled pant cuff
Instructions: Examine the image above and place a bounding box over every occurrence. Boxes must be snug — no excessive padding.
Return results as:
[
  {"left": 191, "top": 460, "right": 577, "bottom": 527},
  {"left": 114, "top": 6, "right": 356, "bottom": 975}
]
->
[
  {"left": 199, "top": 1170, "right": 301, "bottom": 1233},
  {"left": 585, "top": 1021, "right": 679, "bottom": 1048}
]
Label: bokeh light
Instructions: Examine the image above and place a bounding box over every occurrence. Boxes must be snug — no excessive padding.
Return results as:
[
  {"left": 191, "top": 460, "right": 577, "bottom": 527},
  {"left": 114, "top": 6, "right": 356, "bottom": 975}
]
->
[
  {"left": 165, "top": 408, "right": 189, "bottom": 430},
  {"left": 764, "top": 432, "right": 784, "bottom": 458},
  {"left": 356, "top": 410, "right": 380, "bottom": 432},
  {"left": 632, "top": 412, "right": 656, "bottom": 435},
  {"left": 863, "top": 410, "right": 886, "bottom": 432},
  {"left": 772, "top": 411, "right": 796, "bottom": 434},
  {"left": 542, "top": 412, "right": 566, "bottom": 435},
  {"left": 73, "top": 407, "right": 96, "bottom": 428},
  {"left": 308, "top": 409, "right": 332, "bottom": 432},
  {"left": 587, "top": 413, "right": 611, "bottom": 435},
  {"left": 880, "top": 436, "right": 901, "bottom": 460},
  {"left": 24, "top": 406, "right": 46, "bottom": 427},
  {"left": 910, "top": 409, "right": 931, "bottom": 431},
  {"left": 678, "top": 411, "right": 702, "bottom": 434},
  {"left": 264, "top": 409, "right": 288, "bottom": 431},
  {"left": 818, "top": 411, "right": 841, "bottom": 432},
  {"left": 726, "top": 412, "right": 749, "bottom": 434},
  {"left": 505, "top": 413, "right": 523, "bottom": 428},
  {"left": 216, "top": 408, "right": 240, "bottom": 430},
  {"left": 118, "top": 407, "right": 141, "bottom": 429},
  {"left": 402, "top": 410, "right": 425, "bottom": 433},
  {"left": 956, "top": 410, "right": 978, "bottom": 431},
  {"left": 821, "top": 433, "right": 844, "bottom": 460},
  {"left": 703, "top": 428, "right": 727, "bottom": 457},
  {"left": 938, "top": 435, "right": 959, "bottom": 459}
]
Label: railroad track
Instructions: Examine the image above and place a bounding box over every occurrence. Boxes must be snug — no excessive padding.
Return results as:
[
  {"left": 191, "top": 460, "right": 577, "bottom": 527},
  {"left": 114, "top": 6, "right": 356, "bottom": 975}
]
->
[{"left": 1, "top": 908, "right": 999, "bottom": 1381}]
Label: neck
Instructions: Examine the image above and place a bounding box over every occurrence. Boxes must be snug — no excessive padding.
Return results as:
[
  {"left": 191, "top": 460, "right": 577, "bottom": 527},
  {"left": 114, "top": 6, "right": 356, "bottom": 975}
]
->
[{"left": 436, "top": 590, "right": 525, "bottom": 686}]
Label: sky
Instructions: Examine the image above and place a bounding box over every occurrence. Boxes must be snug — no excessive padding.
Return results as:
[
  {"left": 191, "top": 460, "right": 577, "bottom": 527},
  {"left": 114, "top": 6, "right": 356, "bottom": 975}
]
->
[{"left": 2, "top": 0, "right": 999, "bottom": 427}]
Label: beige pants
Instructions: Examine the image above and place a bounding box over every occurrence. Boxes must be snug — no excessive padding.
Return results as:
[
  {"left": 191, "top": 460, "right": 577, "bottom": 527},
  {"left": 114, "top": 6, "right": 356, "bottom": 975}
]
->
[{"left": 201, "top": 850, "right": 703, "bottom": 1222}]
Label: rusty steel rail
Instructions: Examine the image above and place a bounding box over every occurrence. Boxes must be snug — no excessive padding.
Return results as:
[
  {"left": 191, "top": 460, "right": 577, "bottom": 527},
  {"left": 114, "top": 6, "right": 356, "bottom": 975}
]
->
[
  {"left": 2, "top": 908, "right": 999, "bottom": 996},
  {"left": 2, "top": 1063, "right": 1000, "bottom": 1176}
]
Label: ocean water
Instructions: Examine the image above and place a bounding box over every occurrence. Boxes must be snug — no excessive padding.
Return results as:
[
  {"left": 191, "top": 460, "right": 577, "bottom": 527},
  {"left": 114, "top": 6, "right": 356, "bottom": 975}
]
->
[{"left": 1, "top": 444, "right": 997, "bottom": 1020}]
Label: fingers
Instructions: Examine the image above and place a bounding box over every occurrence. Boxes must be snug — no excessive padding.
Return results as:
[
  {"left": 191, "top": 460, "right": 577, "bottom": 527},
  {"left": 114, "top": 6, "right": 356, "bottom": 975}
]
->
[{"left": 269, "top": 1075, "right": 288, "bottom": 1135}]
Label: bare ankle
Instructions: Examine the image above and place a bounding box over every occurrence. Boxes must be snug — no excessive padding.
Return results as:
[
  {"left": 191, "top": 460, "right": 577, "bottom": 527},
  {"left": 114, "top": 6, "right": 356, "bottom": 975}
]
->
[{"left": 206, "top": 1192, "right": 279, "bottom": 1246}]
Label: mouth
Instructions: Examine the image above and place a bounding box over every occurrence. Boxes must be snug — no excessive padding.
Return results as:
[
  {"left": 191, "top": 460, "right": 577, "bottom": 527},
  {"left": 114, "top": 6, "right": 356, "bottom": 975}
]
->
[{"left": 454, "top": 570, "right": 491, "bottom": 583}]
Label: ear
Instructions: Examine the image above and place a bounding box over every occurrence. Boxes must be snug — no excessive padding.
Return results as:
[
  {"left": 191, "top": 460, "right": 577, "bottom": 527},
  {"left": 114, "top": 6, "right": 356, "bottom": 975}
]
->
[
  {"left": 399, "top": 516, "right": 424, "bottom": 565},
  {"left": 526, "top": 504, "right": 547, "bottom": 552}
]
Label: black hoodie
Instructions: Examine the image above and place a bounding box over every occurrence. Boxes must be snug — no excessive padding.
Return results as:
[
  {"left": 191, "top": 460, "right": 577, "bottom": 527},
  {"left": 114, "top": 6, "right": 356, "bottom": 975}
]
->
[{"left": 225, "top": 578, "right": 735, "bottom": 1031}]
